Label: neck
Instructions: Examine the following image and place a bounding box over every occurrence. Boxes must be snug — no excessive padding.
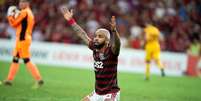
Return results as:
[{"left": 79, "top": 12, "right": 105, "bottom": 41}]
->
[{"left": 97, "top": 43, "right": 108, "bottom": 52}]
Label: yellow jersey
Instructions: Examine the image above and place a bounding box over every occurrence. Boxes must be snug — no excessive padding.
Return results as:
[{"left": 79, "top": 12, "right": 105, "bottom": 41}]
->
[
  {"left": 144, "top": 25, "right": 161, "bottom": 60},
  {"left": 144, "top": 25, "right": 160, "bottom": 49}
]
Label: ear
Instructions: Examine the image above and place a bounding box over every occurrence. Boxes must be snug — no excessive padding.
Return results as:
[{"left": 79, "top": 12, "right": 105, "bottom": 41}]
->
[{"left": 105, "top": 39, "right": 110, "bottom": 44}]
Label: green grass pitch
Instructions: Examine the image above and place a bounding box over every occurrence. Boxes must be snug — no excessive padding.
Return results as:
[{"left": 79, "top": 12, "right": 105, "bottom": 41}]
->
[{"left": 0, "top": 61, "right": 201, "bottom": 101}]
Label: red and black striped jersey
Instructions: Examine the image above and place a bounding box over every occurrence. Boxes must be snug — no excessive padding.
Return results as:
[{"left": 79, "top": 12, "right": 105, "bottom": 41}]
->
[{"left": 88, "top": 41, "right": 120, "bottom": 95}]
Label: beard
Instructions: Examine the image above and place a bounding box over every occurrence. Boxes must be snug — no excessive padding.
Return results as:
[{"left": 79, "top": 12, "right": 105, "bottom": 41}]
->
[{"left": 94, "top": 41, "right": 105, "bottom": 49}]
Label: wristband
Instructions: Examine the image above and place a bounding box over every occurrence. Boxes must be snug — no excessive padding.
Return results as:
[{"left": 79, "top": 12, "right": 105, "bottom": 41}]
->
[{"left": 67, "top": 18, "right": 76, "bottom": 25}]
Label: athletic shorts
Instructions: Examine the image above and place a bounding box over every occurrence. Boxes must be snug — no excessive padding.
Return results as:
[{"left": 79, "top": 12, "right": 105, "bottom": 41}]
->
[
  {"left": 13, "top": 40, "right": 31, "bottom": 58},
  {"left": 145, "top": 44, "right": 160, "bottom": 61},
  {"left": 87, "top": 90, "right": 120, "bottom": 101}
]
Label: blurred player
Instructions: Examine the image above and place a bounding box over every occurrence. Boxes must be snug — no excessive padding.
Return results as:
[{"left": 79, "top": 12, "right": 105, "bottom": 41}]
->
[
  {"left": 144, "top": 24, "right": 165, "bottom": 80},
  {"left": 61, "top": 7, "right": 121, "bottom": 101},
  {"left": 4, "top": 0, "right": 43, "bottom": 87},
  {"left": 196, "top": 49, "right": 201, "bottom": 78}
]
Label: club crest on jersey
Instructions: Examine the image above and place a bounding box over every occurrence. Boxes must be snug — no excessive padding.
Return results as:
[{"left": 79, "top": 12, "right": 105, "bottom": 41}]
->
[{"left": 99, "top": 53, "right": 106, "bottom": 60}]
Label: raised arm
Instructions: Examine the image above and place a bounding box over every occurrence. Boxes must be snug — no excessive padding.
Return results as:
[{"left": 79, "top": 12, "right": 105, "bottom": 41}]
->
[
  {"left": 110, "top": 16, "right": 121, "bottom": 55},
  {"left": 61, "top": 7, "right": 91, "bottom": 45},
  {"left": 7, "top": 10, "right": 27, "bottom": 28}
]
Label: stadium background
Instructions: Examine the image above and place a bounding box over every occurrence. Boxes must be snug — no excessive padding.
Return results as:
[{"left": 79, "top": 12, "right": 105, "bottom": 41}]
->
[{"left": 0, "top": 0, "right": 201, "bottom": 101}]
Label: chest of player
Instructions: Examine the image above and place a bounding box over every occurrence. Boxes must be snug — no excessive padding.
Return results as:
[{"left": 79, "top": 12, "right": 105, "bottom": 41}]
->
[
  {"left": 93, "top": 47, "right": 111, "bottom": 61},
  {"left": 93, "top": 48, "right": 117, "bottom": 70}
]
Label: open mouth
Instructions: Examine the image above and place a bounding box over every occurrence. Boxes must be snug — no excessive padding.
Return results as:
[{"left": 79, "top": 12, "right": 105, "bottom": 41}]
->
[{"left": 94, "top": 41, "right": 99, "bottom": 45}]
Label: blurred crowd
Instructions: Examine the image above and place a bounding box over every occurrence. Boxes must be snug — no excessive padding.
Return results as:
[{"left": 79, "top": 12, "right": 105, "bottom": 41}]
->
[{"left": 0, "top": 0, "right": 200, "bottom": 54}]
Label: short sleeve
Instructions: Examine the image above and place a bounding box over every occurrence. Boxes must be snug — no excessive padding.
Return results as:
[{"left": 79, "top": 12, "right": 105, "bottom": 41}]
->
[{"left": 88, "top": 41, "right": 94, "bottom": 50}]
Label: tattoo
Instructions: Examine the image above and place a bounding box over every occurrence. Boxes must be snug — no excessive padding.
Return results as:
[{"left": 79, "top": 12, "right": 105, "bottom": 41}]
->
[
  {"left": 111, "top": 29, "right": 121, "bottom": 55},
  {"left": 71, "top": 23, "right": 91, "bottom": 45}
]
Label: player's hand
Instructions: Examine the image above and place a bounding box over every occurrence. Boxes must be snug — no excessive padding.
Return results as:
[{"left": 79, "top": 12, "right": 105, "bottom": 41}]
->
[
  {"left": 110, "top": 16, "right": 117, "bottom": 31},
  {"left": 60, "top": 7, "right": 73, "bottom": 21},
  {"left": 14, "top": 9, "right": 20, "bottom": 18},
  {"left": 7, "top": 6, "right": 17, "bottom": 17}
]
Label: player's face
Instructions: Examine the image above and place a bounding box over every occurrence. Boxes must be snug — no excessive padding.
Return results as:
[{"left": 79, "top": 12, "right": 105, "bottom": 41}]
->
[
  {"left": 93, "top": 31, "right": 107, "bottom": 49},
  {"left": 19, "top": 2, "right": 28, "bottom": 9}
]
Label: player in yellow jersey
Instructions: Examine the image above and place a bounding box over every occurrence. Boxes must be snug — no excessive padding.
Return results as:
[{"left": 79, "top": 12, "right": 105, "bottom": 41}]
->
[{"left": 144, "top": 24, "right": 165, "bottom": 80}]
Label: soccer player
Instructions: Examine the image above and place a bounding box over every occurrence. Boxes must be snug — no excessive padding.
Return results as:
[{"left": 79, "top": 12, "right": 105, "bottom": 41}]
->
[
  {"left": 144, "top": 24, "right": 165, "bottom": 80},
  {"left": 196, "top": 49, "right": 201, "bottom": 78},
  {"left": 4, "top": 0, "right": 43, "bottom": 87},
  {"left": 61, "top": 7, "right": 121, "bottom": 101}
]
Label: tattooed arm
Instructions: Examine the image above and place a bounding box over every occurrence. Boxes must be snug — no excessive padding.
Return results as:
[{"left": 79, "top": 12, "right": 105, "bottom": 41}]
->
[
  {"left": 110, "top": 16, "right": 121, "bottom": 55},
  {"left": 71, "top": 23, "right": 91, "bottom": 45},
  {"left": 61, "top": 7, "right": 91, "bottom": 45}
]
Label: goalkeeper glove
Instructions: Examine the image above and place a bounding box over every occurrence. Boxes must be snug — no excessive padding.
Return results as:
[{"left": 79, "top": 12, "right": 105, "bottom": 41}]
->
[{"left": 7, "top": 6, "right": 20, "bottom": 18}]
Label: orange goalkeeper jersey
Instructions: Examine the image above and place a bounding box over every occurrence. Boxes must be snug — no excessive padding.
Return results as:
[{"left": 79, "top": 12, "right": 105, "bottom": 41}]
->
[{"left": 7, "top": 7, "right": 34, "bottom": 41}]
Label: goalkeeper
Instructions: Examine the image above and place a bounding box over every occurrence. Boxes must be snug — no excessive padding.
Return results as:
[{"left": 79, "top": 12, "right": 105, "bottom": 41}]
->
[{"left": 3, "top": 0, "right": 43, "bottom": 88}]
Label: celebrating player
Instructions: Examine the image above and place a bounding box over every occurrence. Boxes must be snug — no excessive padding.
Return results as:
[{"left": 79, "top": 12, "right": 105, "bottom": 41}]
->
[
  {"left": 61, "top": 7, "right": 121, "bottom": 101},
  {"left": 144, "top": 24, "right": 165, "bottom": 80},
  {"left": 4, "top": 0, "right": 43, "bottom": 87}
]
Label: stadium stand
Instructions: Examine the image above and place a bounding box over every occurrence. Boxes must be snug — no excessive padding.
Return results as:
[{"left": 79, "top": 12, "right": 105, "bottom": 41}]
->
[{"left": 0, "top": 0, "right": 200, "bottom": 53}]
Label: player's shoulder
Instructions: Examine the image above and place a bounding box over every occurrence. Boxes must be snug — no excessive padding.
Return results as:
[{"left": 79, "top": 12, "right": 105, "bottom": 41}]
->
[{"left": 88, "top": 41, "right": 94, "bottom": 50}]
